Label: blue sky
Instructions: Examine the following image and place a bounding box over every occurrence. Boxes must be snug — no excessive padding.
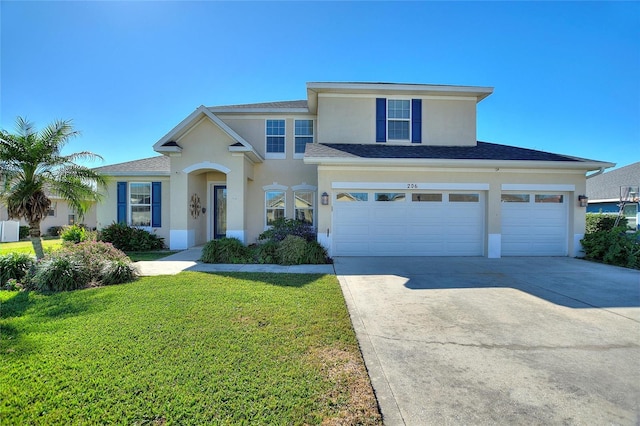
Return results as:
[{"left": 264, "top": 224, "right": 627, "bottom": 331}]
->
[{"left": 1, "top": 1, "right": 638, "bottom": 170}]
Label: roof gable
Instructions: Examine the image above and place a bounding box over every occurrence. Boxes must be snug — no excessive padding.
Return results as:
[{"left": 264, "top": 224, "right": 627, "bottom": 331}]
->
[{"left": 153, "top": 106, "right": 263, "bottom": 162}]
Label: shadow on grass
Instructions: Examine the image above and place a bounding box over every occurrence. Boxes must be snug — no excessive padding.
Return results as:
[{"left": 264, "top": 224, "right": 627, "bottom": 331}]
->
[{"left": 195, "top": 271, "right": 328, "bottom": 288}]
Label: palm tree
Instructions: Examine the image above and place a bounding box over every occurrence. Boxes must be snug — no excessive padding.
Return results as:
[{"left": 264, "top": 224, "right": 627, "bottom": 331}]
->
[{"left": 0, "top": 117, "right": 107, "bottom": 259}]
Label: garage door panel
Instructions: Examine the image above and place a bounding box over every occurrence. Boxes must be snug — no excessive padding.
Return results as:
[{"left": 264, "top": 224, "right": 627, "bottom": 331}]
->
[
  {"left": 333, "top": 190, "right": 484, "bottom": 256},
  {"left": 501, "top": 193, "right": 568, "bottom": 256}
]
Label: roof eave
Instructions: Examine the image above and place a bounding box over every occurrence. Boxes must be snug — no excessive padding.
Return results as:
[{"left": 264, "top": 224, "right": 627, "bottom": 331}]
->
[
  {"left": 229, "top": 145, "right": 264, "bottom": 163},
  {"left": 303, "top": 156, "right": 615, "bottom": 171},
  {"left": 211, "top": 107, "right": 310, "bottom": 114},
  {"left": 98, "top": 171, "right": 171, "bottom": 177}
]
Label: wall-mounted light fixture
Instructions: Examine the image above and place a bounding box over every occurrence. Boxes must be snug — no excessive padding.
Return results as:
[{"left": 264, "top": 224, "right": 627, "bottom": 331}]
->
[
  {"left": 321, "top": 192, "right": 329, "bottom": 205},
  {"left": 578, "top": 195, "right": 589, "bottom": 208}
]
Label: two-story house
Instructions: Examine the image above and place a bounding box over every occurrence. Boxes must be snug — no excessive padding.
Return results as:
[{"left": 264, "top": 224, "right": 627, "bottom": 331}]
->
[{"left": 95, "top": 82, "right": 613, "bottom": 257}]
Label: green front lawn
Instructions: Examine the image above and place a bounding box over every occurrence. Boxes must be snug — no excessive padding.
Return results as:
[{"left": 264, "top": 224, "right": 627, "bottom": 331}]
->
[
  {"left": 0, "top": 272, "right": 381, "bottom": 425},
  {"left": 0, "top": 240, "right": 176, "bottom": 262},
  {"left": 0, "top": 238, "right": 63, "bottom": 255}
]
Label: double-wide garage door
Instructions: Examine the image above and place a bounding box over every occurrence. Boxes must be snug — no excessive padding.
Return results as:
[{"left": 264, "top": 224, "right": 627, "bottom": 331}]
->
[{"left": 333, "top": 190, "right": 485, "bottom": 256}]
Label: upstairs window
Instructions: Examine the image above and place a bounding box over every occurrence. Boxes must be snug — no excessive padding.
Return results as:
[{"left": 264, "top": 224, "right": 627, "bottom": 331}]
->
[
  {"left": 294, "top": 120, "right": 314, "bottom": 156},
  {"left": 387, "top": 100, "right": 410, "bottom": 140},
  {"left": 376, "top": 98, "right": 422, "bottom": 143},
  {"left": 266, "top": 119, "right": 285, "bottom": 157}
]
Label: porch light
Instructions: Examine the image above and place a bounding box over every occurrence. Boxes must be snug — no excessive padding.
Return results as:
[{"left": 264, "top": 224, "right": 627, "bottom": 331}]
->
[
  {"left": 321, "top": 192, "right": 329, "bottom": 205},
  {"left": 578, "top": 195, "right": 588, "bottom": 207}
]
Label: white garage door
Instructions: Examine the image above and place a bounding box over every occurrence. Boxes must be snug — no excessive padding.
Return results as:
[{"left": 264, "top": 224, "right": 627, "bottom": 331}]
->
[
  {"left": 501, "top": 193, "right": 568, "bottom": 256},
  {"left": 333, "top": 191, "right": 485, "bottom": 256}
]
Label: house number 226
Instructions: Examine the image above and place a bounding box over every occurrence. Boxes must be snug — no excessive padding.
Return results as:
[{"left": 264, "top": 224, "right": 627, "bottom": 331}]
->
[{"left": 406, "top": 183, "right": 418, "bottom": 189}]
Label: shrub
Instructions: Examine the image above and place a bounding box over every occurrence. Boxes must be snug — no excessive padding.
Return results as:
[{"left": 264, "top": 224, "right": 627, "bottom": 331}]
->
[
  {"left": 61, "top": 224, "right": 88, "bottom": 243},
  {"left": 275, "top": 236, "right": 330, "bottom": 265},
  {"left": 586, "top": 213, "right": 627, "bottom": 234},
  {"left": 581, "top": 227, "right": 640, "bottom": 269},
  {"left": 200, "top": 238, "right": 251, "bottom": 264},
  {"left": 29, "top": 256, "right": 87, "bottom": 292},
  {"left": 0, "top": 252, "right": 35, "bottom": 287},
  {"left": 258, "top": 218, "right": 316, "bottom": 243},
  {"left": 99, "top": 222, "right": 164, "bottom": 251},
  {"left": 27, "top": 241, "right": 137, "bottom": 292},
  {"left": 254, "top": 240, "right": 280, "bottom": 264},
  {"left": 19, "top": 226, "right": 29, "bottom": 240},
  {"left": 47, "top": 226, "right": 64, "bottom": 237}
]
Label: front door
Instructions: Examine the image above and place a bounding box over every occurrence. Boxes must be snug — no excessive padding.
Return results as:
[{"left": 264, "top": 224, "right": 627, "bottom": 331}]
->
[{"left": 214, "top": 185, "right": 227, "bottom": 239}]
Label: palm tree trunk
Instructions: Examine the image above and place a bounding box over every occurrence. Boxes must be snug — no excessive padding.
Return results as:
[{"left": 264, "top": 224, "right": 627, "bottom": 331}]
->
[{"left": 29, "top": 221, "right": 45, "bottom": 259}]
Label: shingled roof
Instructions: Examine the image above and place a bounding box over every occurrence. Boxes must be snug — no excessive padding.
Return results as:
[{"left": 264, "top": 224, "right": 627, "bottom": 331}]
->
[
  {"left": 94, "top": 155, "right": 170, "bottom": 175},
  {"left": 209, "top": 100, "right": 308, "bottom": 111},
  {"left": 587, "top": 162, "right": 640, "bottom": 201},
  {"left": 306, "top": 142, "right": 591, "bottom": 162}
]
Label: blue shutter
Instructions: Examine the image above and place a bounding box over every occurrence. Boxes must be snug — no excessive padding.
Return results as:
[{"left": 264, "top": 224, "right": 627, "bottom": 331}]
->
[
  {"left": 117, "top": 182, "right": 127, "bottom": 224},
  {"left": 411, "top": 99, "right": 422, "bottom": 143},
  {"left": 376, "top": 98, "right": 386, "bottom": 142},
  {"left": 152, "top": 182, "right": 161, "bottom": 228}
]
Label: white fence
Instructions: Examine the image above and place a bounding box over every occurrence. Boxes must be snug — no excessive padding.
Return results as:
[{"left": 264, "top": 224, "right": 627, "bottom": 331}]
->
[{"left": 0, "top": 220, "right": 20, "bottom": 242}]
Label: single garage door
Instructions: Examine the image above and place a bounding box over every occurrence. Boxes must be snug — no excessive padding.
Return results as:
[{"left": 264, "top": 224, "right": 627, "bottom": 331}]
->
[
  {"left": 501, "top": 192, "right": 568, "bottom": 256},
  {"left": 333, "top": 190, "right": 485, "bottom": 256}
]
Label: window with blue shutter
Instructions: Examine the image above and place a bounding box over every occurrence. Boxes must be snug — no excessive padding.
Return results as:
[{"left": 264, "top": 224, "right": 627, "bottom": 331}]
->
[
  {"left": 152, "top": 182, "right": 161, "bottom": 227},
  {"left": 376, "top": 98, "right": 387, "bottom": 142},
  {"left": 411, "top": 99, "right": 422, "bottom": 143},
  {"left": 117, "top": 182, "right": 127, "bottom": 224}
]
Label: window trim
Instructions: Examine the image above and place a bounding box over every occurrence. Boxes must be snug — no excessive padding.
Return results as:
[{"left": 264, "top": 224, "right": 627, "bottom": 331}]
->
[
  {"left": 265, "top": 119, "right": 286, "bottom": 159},
  {"left": 129, "top": 182, "right": 153, "bottom": 228},
  {"left": 387, "top": 98, "right": 411, "bottom": 141},
  {"left": 294, "top": 119, "right": 314, "bottom": 159}
]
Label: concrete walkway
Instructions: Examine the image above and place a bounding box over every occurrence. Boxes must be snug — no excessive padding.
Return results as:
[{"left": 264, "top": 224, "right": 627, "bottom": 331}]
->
[
  {"left": 135, "top": 246, "right": 335, "bottom": 276},
  {"left": 335, "top": 257, "right": 640, "bottom": 425}
]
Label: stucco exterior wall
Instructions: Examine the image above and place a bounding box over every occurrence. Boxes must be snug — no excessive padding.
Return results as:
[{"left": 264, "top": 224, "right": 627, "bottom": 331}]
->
[
  {"left": 96, "top": 176, "right": 170, "bottom": 246},
  {"left": 423, "top": 98, "right": 476, "bottom": 146},
  {"left": 315, "top": 95, "right": 477, "bottom": 146}
]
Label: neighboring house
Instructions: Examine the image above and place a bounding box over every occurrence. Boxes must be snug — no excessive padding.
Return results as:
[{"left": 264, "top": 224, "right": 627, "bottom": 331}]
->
[
  {"left": 95, "top": 82, "right": 614, "bottom": 257},
  {"left": 586, "top": 162, "right": 640, "bottom": 230},
  {"left": 0, "top": 198, "right": 97, "bottom": 236}
]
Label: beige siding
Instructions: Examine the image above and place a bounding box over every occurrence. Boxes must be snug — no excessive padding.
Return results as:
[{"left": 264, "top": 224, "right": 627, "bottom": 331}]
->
[
  {"left": 317, "top": 97, "right": 374, "bottom": 144},
  {"left": 316, "top": 95, "right": 477, "bottom": 146},
  {"left": 423, "top": 99, "right": 476, "bottom": 146},
  {"left": 1, "top": 199, "right": 96, "bottom": 236}
]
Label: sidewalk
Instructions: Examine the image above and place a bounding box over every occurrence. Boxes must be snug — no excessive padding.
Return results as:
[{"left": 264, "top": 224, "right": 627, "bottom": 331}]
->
[{"left": 135, "top": 246, "right": 335, "bottom": 276}]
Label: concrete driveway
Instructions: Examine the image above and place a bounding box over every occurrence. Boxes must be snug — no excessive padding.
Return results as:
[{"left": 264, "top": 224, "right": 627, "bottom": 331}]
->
[{"left": 335, "top": 257, "right": 640, "bottom": 425}]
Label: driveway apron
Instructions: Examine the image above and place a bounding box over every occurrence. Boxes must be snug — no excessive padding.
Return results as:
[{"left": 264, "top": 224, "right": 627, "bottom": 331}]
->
[{"left": 335, "top": 257, "right": 640, "bottom": 425}]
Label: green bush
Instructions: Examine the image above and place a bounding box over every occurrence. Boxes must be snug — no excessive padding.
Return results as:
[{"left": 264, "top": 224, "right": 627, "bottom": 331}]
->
[
  {"left": 200, "top": 238, "right": 252, "bottom": 264},
  {"left": 581, "top": 227, "right": 640, "bottom": 269},
  {"left": 27, "top": 241, "right": 137, "bottom": 292},
  {"left": 254, "top": 240, "right": 280, "bottom": 264},
  {"left": 586, "top": 213, "right": 627, "bottom": 234},
  {"left": 0, "top": 252, "right": 35, "bottom": 287},
  {"left": 258, "top": 218, "right": 316, "bottom": 243},
  {"left": 29, "top": 256, "right": 87, "bottom": 292},
  {"left": 19, "top": 226, "right": 29, "bottom": 240},
  {"left": 275, "top": 235, "right": 328, "bottom": 265},
  {"left": 61, "top": 224, "right": 88, "bottom": 243},
  {"left": 99, "top": 222, "right": 164, "bottom": 251}
]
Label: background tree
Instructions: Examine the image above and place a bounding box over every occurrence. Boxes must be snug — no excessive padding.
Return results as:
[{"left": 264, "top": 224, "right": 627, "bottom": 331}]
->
[{"left": 0, "top": 117, "right": 107, "bottom": 259}]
